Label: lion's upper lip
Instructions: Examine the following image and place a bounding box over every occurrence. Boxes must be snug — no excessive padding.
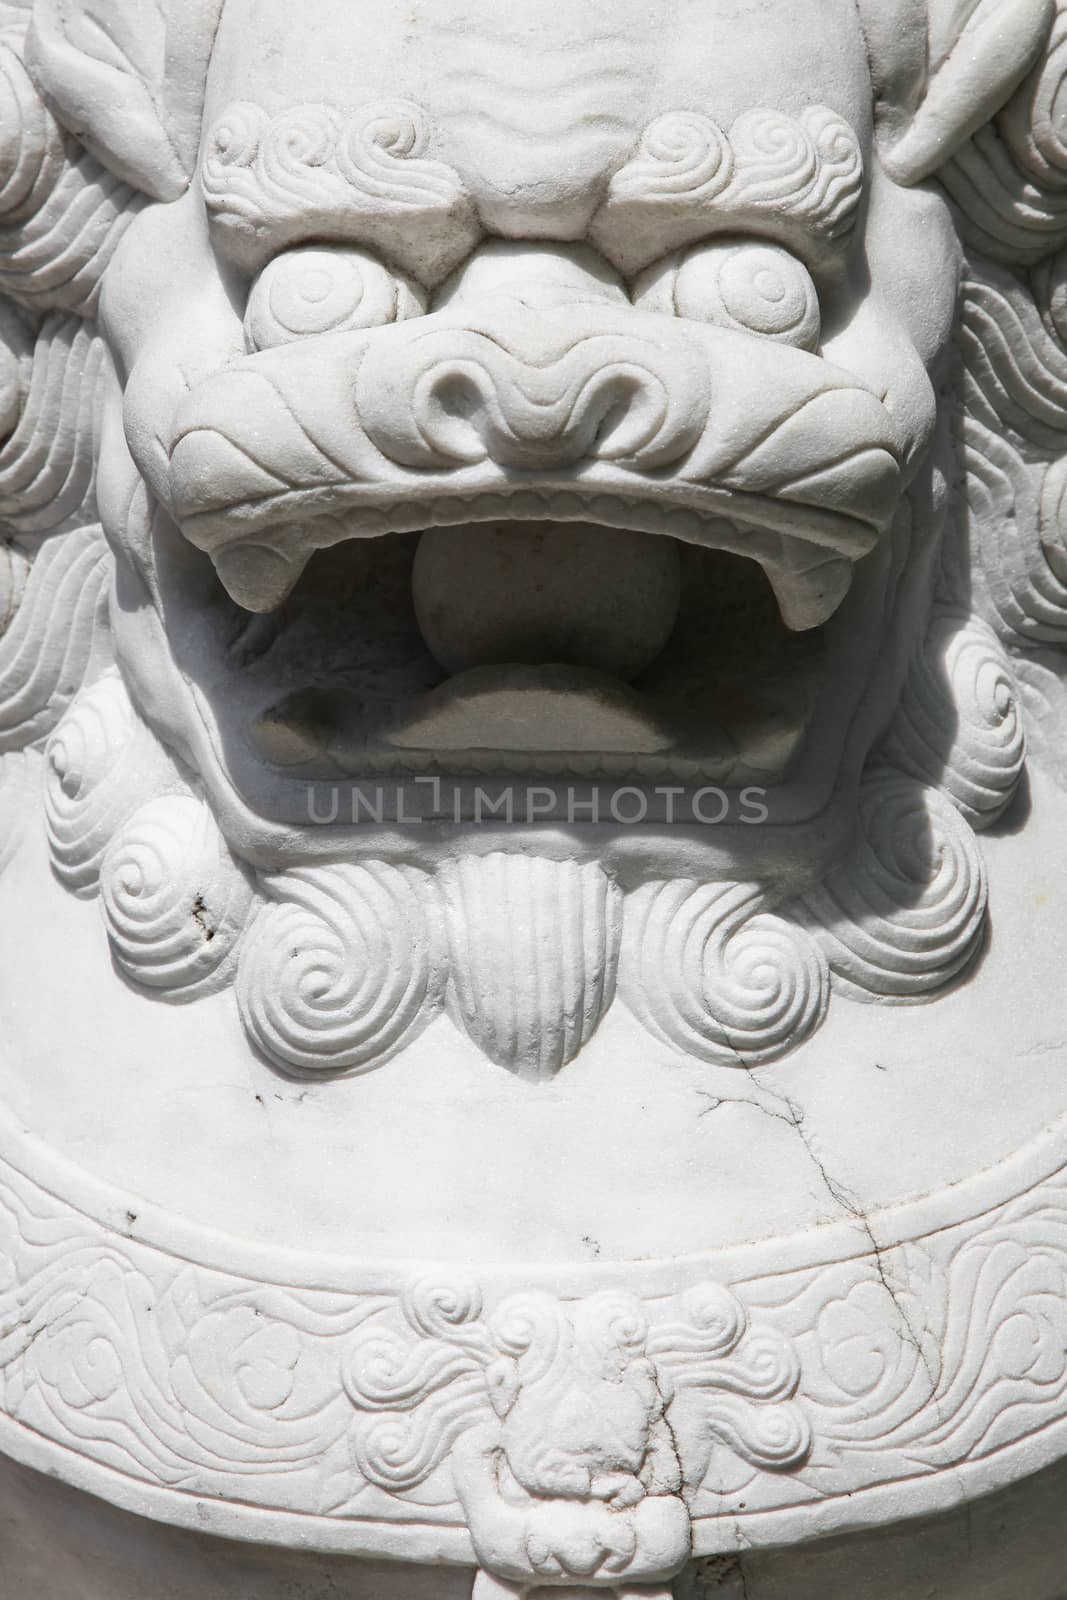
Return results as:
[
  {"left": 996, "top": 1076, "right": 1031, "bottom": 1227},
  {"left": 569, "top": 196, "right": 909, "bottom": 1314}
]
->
[{"left": 164, "top": 306, "right": 903, "bottom": 627}]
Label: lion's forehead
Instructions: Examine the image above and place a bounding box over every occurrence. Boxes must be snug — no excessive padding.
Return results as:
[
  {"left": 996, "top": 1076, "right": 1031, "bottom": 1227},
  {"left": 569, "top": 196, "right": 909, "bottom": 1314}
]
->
[{"left": 204, "top": 0, "right": 873, "bottom": 230}]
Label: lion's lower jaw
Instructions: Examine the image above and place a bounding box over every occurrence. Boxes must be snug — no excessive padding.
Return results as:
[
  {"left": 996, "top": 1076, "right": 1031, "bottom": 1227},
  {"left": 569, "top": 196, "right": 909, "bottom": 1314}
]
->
[{"left": 27, "top": 596, "right": 1023, "bottom": 1081}]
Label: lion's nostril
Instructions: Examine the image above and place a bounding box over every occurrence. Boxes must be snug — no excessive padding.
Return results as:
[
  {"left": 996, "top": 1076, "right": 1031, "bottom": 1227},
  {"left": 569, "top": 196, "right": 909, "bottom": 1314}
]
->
[
  {"left": 436, "top": 375, "right": 481, "bottom": 421},
  {"left": 411, "top": 520, "right": 681, "bottom": 681},
  {"left": 359, "top": 313, "right": 709, "bottom": 472}
]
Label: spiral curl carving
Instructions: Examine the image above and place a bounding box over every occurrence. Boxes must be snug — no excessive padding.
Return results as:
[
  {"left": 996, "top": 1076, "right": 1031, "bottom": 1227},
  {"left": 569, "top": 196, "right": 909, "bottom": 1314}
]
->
[
  {"left": 202, "top": 98, "right": 470, "bottom": 245},
  {"left": 715, "top": 1330, "right": 802, "bottom": 1404},
  {"left": 882, "top": 610, "right": 1025, "bottom": 829},
  {"left": 702, "top": 1394, "right": 813, "bottom": 1470},
  {"left": 800, "top": 774, "right": 989, "bottom": 1001},
  {"left": 245, "top": 245, "right": 424, "bottom": 351},
  {"left": 729, "top": 109, "right": 818, "bottom": 205},
  {"left": 652, "top": 239, "right": 821, "bottom": 350},
  {"left": 340, "top": 1269, "right": 811, "bottom": 1511},
  {"left": 236, "top": 861, "right": 447, "bottom": 1075},
  {"left": 401, "top": 1276, "right": 482, "bottom": 1340},
  {"left": 43, "top": 672, "right": 161, "bottom": 894},
  {"left": 201, "top": 101, "right": 267, "bottom": 200},
  {"left": 619, "top": 880, "right": 829, "bottom": 1068},
  {"left": 352, "top": 1404, "right": 479, "bottom": 1491},
  {"left": 258, "top": 104, "right": 342, "bottom": 205},
  {"left": 573, "top": 1292, "right": 651, "bottom": 1364},
  {"left": 612, "top": 111, "right": 734, "bottom": 200},
  {"left": 344, "top": 1333, "right": 483, "bottom": 1413},
  {"left": 609, "top": 104, "right": 862, "bottom": 238},
  {"left": 99, "top": 796, "right": 254, "bottom": 999},
  {"left": 490, "top": 1292, "right": 568, "bottom": 1370},
  {"left": 648, "top": 1283, "right": 749, "bottom": 1364},
  {"left": 337, "top": 100, "right": 462, "bottom": 208},
  {"left": 803, "top": 104, "right": 869, "bottom": 222}
]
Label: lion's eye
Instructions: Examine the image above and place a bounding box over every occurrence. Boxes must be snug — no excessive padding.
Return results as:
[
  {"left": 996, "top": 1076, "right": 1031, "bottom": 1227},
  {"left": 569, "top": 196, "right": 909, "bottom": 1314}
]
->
[
  {"left": 244, "top": 245, "right": 426, "bottom": 352},
  {"left": 634, "top": 239, "right": 821, "bottom": 352}
]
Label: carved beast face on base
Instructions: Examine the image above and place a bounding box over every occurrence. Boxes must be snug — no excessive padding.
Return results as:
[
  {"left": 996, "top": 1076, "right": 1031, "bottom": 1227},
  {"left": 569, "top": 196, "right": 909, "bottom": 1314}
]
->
[{"left": 1, "top": 0, "right": 1065, "bottom": 1079}]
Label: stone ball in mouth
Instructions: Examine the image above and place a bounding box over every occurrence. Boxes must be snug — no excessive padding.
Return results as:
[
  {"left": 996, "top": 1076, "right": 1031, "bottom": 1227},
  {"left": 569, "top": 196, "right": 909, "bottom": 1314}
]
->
[{"left": 411, "top": 520, "right": 682, "bottom": 682}]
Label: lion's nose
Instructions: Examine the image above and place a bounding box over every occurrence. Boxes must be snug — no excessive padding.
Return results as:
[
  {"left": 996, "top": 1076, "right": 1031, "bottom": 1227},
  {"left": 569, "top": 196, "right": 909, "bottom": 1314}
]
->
[{"left": 356, "top": 243, "right": 711, "bottom": 473}]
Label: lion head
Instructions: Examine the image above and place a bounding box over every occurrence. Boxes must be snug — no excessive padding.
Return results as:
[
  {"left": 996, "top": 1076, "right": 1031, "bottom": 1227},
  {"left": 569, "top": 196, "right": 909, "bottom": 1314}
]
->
[{"left": 0, "top": 0, "right": 1062, "bottom": 1080}]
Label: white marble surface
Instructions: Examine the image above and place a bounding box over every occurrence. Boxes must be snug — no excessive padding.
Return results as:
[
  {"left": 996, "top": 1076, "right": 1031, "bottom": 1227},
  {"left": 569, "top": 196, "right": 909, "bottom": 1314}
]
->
[
  {"left": 0, "top": 768, "right": 1065, "bottom": 1266},
  {"left": 3, "top": 1, "right": 1067, "bottom": 1595}
]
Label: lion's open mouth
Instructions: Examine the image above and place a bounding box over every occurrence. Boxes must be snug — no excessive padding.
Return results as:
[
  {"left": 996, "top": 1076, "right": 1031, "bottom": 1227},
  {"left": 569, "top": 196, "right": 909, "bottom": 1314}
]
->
[
  {"left": 192, "top": 496, "right": 841, "bottom": 791},
  {"left": 149, "top": 241, "right": 908, "bottom": 816}
]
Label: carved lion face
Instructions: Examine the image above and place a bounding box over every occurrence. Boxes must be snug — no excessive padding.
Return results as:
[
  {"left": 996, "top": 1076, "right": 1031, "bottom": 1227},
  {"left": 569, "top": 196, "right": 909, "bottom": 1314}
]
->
[
  {"left": 100, "top": 0, "right": 940, "bottom": 861},
  {"left": 1, "top": 0, "right": 1063, "bottom": 1078}
]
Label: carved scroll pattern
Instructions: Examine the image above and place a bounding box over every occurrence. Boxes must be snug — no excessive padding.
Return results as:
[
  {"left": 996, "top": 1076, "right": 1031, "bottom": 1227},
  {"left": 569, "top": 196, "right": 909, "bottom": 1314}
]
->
[
  {"left": 0, "top": 1161, "right": 390, "bottom": 1515},
  {"left": 880, "top": 609, "right": 1026, "bottom": 830},
  {"left": 100, "top": 795, "right": 254, "bottom": 1001},
  {"left": 202, "top": 100, "right": 467, "bottom": 223},
  {"left": 200, "top": 99, "right": 478, "bottom": 271},
  {"left": 618, "top": 880, "right": 829, "bottom": 1069},
  {"left": 0, "top": 1157, "right": 807, "bottom": 1537},
  {"left": 22, "top": 668, "right": 1002, "bottom": 1071},
  {"left": 606, "top": 107, "right": 863, "bottom": 238},
  {"left": 949, "top": 245, "right": 1067, "bottom": 787},
  {"left": 0, "top": 26, "right": 128, "bottom": 790},
  {"left": 798, "top": 773, "right": 989, "bottom": 1001},
  {"left": 939, "top": 4, "right": 1067, "bottom": 264},
  {"left": 2, "top": 1139, "right": 1067, "bottom": 1548},
  {"left": 0, "top": 521, "right": 111, "bottom": 752},
  {"left": 237, "top": 861, "right": 447, "bottom": 1075},
  {"left": 0, "top": 39, "right": 140, "bottom": 316},
  {"left": 734, "top": 1171, "right": 1067, "bottom": 1507}
]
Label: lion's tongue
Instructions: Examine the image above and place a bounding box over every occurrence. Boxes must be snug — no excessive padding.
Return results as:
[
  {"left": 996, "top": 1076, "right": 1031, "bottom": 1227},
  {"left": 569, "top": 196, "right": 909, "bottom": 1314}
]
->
[{"left": 250, "top": 665, "right": 683, "bottom": 769}]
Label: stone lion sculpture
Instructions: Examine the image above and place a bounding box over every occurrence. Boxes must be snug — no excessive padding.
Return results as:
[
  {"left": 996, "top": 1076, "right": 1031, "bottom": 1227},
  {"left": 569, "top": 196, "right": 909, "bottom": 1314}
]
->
[{"left": 3, "top": 1, "right": 1067, "bottom": 1597}]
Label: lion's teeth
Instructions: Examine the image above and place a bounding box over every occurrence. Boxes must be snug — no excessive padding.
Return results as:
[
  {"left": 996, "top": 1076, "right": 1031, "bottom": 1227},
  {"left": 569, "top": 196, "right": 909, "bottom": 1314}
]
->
[
  {"left": 212, "top": 542, "right": 309, "bottom": 612},
  {"left": 765, "top": 556, "right": 853, "bottom": 631}
]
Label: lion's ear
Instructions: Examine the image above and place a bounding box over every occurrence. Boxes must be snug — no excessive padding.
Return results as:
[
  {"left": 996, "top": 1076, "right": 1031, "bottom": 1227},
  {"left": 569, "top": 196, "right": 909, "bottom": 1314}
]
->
[
  {"left": 24, "top": 0, "right": 223, "bottom": 201},
  {"left": 866, "top": 0, "right": 1056, "bottom": 185}
]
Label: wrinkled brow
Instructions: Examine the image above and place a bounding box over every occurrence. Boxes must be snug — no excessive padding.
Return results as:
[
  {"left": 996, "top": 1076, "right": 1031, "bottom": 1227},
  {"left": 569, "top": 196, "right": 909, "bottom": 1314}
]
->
[
  {"left": 198, "top": 98, "right": 865, "bottom": 284},
  {"left": 590, "top": 106, "right": 866, "bottom": 277}
]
